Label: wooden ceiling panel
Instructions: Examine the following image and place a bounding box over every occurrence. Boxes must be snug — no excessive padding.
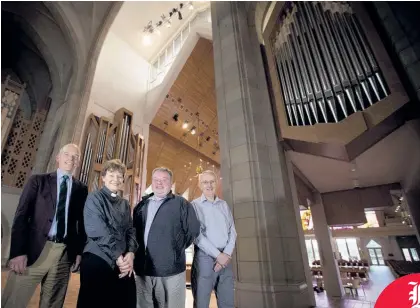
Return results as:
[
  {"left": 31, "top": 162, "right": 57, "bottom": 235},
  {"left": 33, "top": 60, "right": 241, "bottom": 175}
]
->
[
  {"left": 151, "top": 38, "right": 220, "bottom": 163},
  {"left": 146, "top": 127, "right": 221, "bottom": 200}
]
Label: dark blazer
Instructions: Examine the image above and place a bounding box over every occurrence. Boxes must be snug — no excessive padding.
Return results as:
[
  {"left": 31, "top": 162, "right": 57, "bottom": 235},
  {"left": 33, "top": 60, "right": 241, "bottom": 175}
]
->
[{"left": 9, "top": 171, "right": 88, "bottom": 266}]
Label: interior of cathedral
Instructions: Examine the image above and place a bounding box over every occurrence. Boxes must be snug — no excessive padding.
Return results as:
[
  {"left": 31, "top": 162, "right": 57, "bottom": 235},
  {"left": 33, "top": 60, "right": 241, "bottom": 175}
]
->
[{"left": 2, "top": 1, "right": 420, "bottom": 307}]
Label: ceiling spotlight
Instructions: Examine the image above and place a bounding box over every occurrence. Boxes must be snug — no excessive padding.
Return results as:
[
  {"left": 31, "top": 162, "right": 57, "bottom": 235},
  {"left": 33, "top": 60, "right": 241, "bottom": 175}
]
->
[
  {"left": 182, "top": 121, "right": 188, "bottom": 129},
  {"left": 178, "top": 11, "right": 183, "bottom": 20},
  {"left": 173, "top": 113, "right": 179, "bottom": 121},
  {"left": 188, "top": 2, "right": 194, "bottom": 10},
  {"left": 166, "top": 21, "right": 172, "bottom": 28},
  {"left": 191, "top": 126, "right": 196, "bottom": 135},
  {"left": 142, "top": 34, "right": 152, "bottom": 46}
]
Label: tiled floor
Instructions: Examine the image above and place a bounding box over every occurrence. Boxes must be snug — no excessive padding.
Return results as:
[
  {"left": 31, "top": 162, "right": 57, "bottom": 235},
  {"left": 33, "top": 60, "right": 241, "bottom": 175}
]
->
[
  {"left": 1, "top": 266, "right": 394, "bottom": 307},
  {"left": 314, "top": 266, "right": 395, "bottom": 307}
]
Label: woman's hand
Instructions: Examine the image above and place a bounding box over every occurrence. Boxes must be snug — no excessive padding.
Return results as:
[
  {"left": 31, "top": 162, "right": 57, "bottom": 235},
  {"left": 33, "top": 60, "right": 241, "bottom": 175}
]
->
[
  {"left": 116, "top": 255, "right": 124, "bottom": 267},
  {"left": 118, "top": 252, "right": 134, "bottom": 278}
]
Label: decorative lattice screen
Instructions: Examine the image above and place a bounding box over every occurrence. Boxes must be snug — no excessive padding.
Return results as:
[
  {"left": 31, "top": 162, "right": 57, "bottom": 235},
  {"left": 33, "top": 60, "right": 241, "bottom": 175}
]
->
[{"left": 1, "top": 108, "right": 47, "bottom": 188}]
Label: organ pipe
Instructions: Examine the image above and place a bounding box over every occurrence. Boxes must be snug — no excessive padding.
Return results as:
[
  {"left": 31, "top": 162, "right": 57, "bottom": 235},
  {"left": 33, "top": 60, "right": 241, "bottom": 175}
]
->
[{"left": 273, "top": 1, "right": 389, "bottom": 126}]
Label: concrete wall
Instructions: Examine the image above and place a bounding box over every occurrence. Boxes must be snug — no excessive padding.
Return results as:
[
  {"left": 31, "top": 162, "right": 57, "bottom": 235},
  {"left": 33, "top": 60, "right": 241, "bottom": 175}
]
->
[
  {"left": 322, "top": 184, "right": 400, "bottom": 226},
  {"left": 372, "top": 2, "right": 420, "bottom": 101}
]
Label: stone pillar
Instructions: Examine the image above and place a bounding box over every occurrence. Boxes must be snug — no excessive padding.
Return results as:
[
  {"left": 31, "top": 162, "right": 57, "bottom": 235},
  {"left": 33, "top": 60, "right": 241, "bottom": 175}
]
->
[
  {"left": 310, "top": 195, "right": 344, "bottom": 297},
  {"left": 212, "top": 2, "right": 313, "bottom": 307}
]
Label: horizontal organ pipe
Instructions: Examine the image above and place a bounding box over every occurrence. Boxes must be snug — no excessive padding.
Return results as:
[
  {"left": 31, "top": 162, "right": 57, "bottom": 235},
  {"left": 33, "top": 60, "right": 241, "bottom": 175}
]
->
[{"left": 273, "top": 2, "right": 389, "bottom": 126}]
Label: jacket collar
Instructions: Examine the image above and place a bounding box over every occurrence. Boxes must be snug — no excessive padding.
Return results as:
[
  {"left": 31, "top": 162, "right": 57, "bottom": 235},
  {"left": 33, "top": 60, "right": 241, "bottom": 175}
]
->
[{"left": 140, "top": 190, "right": 175, "bottom": 204}]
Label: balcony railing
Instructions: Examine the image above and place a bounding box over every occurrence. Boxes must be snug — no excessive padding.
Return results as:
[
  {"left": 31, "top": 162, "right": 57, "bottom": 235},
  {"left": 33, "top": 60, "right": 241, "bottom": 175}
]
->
[{"left": 148, "top": 7, "right": 211, "bottom": 91}]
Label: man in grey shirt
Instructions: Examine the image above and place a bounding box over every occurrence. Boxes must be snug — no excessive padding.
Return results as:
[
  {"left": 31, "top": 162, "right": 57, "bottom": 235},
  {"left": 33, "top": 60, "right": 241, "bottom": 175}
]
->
[
  {"left": 133, "top": 167, "right": 200, "bottom": 308},
  {"left": 191, "top": 170, "right": 237, "bottom": 308}
]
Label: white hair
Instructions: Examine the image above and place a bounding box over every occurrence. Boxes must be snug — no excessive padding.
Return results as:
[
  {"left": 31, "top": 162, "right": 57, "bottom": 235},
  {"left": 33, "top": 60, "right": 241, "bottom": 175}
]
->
[
  {"left": 59, "top": 143, "right": 81, "bottom": 156},
  {"left": 198, "top": 170, "right": 217, "bottom": 182}
]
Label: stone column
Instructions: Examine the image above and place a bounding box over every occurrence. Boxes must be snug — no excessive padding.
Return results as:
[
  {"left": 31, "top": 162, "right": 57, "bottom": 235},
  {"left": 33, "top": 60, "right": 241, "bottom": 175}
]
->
[
  {"left": 310, "top": 195, "right": 344, "bottom": 297},
  {"left": 212, "top": 2, "right": 313, "bottom": 307}
]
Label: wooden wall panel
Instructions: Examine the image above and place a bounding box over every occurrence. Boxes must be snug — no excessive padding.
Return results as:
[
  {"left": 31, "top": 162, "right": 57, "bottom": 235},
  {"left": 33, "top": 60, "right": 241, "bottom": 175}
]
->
[
  {"left": 147, "top": 127, "right": 221, "bottom": 201},
  {"left": 151, "top": 38, "right": 220, "bottom": 164}
]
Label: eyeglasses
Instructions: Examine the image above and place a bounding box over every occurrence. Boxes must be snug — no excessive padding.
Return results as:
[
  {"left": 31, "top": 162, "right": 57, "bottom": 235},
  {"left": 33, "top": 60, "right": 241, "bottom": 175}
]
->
[{"left": 201, "top": 180, "right": 216, "bottom": 186}]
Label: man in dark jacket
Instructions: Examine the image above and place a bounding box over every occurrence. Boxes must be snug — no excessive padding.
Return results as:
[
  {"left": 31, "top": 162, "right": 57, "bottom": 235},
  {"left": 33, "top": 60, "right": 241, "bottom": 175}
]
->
[
  {"left": 2, "top": 143, "right": 88, "bottom": 308},
  {"left": 133, "top": 167, "right": 200, "bottom": 308}
]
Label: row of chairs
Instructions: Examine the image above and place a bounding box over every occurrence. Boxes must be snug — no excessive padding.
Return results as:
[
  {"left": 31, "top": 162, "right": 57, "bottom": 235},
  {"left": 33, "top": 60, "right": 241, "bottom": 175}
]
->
[
  {"left": 312, "top": 260, "right": 369, "bottom": 267},
  {"left": 311, "top": 270, "right": 368, "bottom": 280}
]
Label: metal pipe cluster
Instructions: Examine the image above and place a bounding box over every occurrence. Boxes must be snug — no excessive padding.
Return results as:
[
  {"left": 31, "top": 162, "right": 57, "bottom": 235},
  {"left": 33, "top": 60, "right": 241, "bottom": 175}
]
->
[
  {"left": 119, "top": 115, "right": 130, "bottom": 163},
  {"left": 96, "top": 127, "right": 107, "bottom": 164},
  {"left": 107, "top": 132, "right": 116, "bottom": 161},
  {"left": 273, "top": 1, "right": 388, "bottom": 126},
  {"left": 80, "top": 133, "right": 93, "bottom": 184}
]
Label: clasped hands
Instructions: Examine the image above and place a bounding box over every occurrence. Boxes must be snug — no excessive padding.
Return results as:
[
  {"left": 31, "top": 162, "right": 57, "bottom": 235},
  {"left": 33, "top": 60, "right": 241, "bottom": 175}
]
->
[
  {"left": 116, "top": 252, "right": 134, "bottom": 278},
  {"left": 214, "top": 252, "right": 231, "bottom": 273}
]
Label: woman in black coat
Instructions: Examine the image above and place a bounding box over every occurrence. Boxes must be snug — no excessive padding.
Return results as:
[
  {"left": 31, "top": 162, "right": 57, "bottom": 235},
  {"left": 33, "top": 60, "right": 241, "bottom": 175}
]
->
[{"left": 77, "top": 159, "right": 138, "bottom": 308}]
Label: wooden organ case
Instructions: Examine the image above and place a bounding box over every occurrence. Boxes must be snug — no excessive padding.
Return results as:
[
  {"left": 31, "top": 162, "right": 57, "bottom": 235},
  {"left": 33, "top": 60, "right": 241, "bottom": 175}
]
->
[{"left": 79, "top": 108, "right": 145, "bottom": 206}]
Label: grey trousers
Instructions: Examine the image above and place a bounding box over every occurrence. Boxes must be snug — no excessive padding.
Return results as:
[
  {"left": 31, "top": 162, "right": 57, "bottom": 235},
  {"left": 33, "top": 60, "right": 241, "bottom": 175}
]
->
[
  {"left": 191, "top": 250, "right": 234, "bottom": 308},
  {"left": 135, "top": 271, "right": 186, "bottom": 308}
]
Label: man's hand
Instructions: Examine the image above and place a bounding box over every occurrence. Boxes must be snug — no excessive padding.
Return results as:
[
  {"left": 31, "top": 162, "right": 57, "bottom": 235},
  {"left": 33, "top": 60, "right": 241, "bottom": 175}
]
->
[
  {"left": 216, "top": 253, "right": 231, "bottom": 267},
  {"left": 9, "top": 255, "right": 28, "bottom": 275},
  {"left": 118, "top": 252, "right": 134, "bottom": 278},
  {"left": 71, "top": 255, "right": 82, "bottom": 273},
  {"left": 214, "top": 262, "right": 223, "bottom": 273}
]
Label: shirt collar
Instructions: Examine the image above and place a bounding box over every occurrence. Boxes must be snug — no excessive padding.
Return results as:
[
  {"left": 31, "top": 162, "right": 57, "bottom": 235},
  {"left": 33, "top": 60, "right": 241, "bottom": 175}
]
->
[
  {"left": 151, "top": 194, "right": 166, "bottom": 202},
  {"left": 57, "top": 168, "right": 72, "bottom": 180},
  {"left": 200, "top": 194, "right": 219, "bottom": 204}
]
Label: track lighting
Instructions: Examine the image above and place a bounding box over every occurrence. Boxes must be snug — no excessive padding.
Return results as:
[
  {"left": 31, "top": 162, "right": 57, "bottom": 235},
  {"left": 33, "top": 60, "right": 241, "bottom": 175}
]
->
[
  {"left": 142, "top": 3, "right": 192, "bottom": 41},
  {"left": 182, "top": 121, "right": 188, "bottom": 129}
]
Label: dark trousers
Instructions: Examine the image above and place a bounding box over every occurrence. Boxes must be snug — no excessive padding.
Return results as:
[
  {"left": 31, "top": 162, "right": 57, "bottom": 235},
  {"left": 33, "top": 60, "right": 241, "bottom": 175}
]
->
[{"left": 77, "top": 252, "right": 136, "bottom": 308}]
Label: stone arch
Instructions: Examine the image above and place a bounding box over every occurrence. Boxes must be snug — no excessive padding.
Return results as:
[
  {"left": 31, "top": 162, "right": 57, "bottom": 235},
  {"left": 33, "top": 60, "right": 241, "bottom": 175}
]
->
[
  {"left": 71, "top": 2, "right": 124, "bottom": 145},
  {"left": 33, "top": 3, "right": 123, "bottom": 172}
]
